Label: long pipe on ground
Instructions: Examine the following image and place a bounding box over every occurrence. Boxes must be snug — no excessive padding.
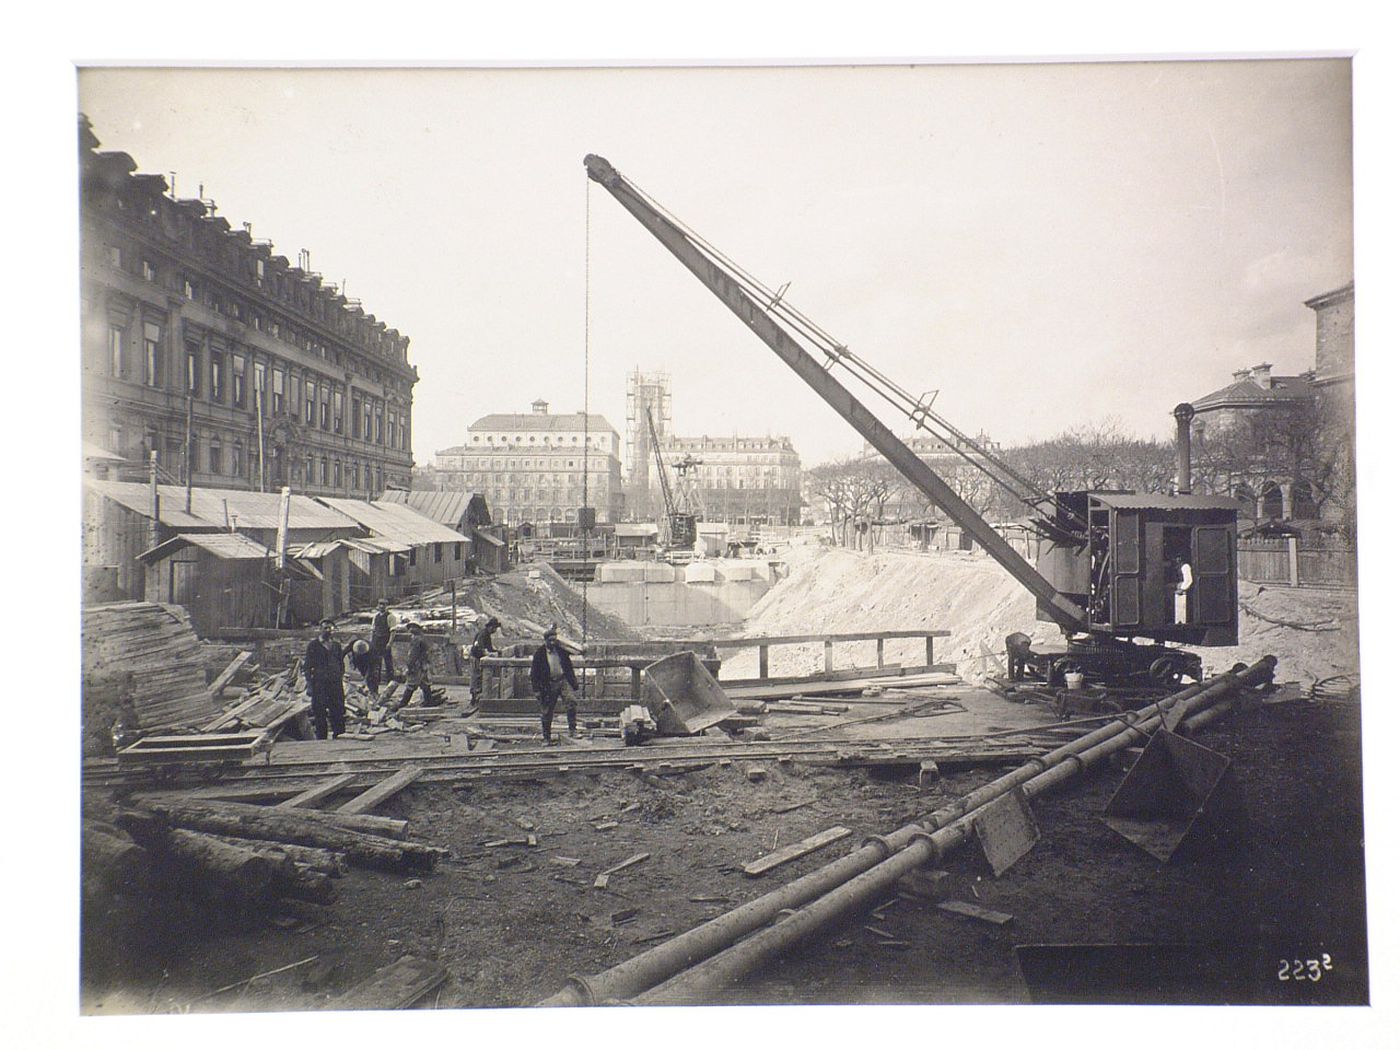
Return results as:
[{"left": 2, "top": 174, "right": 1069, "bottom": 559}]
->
[
  {"left": 632, "top": 655, "right": 1276, "bottom": 1005},
  {"left": 539, "top": 657, "right": 1276, "bottom": 1006}
]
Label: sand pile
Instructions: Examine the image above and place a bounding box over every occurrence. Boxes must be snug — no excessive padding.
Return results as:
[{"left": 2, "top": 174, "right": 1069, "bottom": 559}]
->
[{"left": 734, "top": 542, "right": 1360, "bottom": 687}]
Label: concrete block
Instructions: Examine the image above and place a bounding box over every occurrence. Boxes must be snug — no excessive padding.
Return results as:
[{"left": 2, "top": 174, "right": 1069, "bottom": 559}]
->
[
  {"left": 918, "top": 760, "right": 941, "bottom": 786},
  {"left": 896, "top": 869, "right": 952, "bottom": 902},
  {"left": 684, "top": 562, "right": 718, "bottom": 583},
  {"left": 745, "top": 766, "right": 768, "bottom": 782}
]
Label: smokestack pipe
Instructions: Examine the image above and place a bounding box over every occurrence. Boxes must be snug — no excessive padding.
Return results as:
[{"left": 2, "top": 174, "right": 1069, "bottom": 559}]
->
[{"left": 1173, "top": 402, "right": 1195, "bottom": 495}]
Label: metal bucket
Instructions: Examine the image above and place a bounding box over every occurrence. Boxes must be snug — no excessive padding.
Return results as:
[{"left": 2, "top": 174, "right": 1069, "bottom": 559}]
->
[{"left": 641, "top": 651, "right": 737, "bottom": 736}]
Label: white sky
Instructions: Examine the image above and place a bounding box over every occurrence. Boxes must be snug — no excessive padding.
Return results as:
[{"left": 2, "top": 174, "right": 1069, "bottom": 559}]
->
[{"left": 77, "top": 60, "right": 1352, "bottom": 469}]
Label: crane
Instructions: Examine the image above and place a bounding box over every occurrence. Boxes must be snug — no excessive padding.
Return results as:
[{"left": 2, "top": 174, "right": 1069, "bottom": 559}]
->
[
  {"left": 585, "top": 154, "right": 1241, "bottom": 687},
  {"left": 645, "top": 403, "right": 697, "bottom": 554}
]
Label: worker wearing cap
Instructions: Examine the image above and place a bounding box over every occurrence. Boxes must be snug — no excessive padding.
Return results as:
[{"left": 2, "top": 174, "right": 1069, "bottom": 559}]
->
[
  {"left": 399, "top": 622, "right": 434, "bottom": 707},
  {"left": 303, "top": 618, "right": 348, "bottom": 739},
  {"left": 369, "top": 599, "right": 397, "bottom": 688},
  {"left": 530, "top": 625, "right": 579, "bottom": 744},
  {"left": 468, "top": 616, "right": 502, "bottom": 703},
  {"left": 348, "top": 638, "right": 379, "bottom": 693}
]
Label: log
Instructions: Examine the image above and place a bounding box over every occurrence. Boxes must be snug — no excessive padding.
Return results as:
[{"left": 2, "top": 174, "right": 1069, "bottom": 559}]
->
[
  {"left": 132, "top": 797, "right": 409, "bottom": 839},
  {"left": 165, "top": 828, "right": 284, "bottom": 902},
  {"left": 205, "top": 834, "right": 350, "bottom": 877},
  {"left": 284, "top": 866, "right": 336, "bottom": 904},
  {"left": 82, "top": 823, "right": 148, "bottom": 895},
  {"left": 137, "top": 800, "right": 444, "bottom": 873}
]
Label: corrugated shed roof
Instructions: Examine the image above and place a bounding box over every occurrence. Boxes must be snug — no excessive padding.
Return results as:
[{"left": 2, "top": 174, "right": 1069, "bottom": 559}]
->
[
  {"left": 380, "top": 489, "right": 476, "bottom": 527},
  {"left": 138, "top": 531, "right": 273, "bottom": 562},
  {"left": 317, "top": 499, "right": 469, "bottom": 545},
  {"left": 339, "top": 536, "right": 414, "bottom": 555},
  {"left": 288, "top": 540, "right": 344, "bottom": 559},
  {"left": 1090, "top": 493, "right": 1244, "bottom": 512},
  {"left": 468, "top": 412, "right": 618, "bottom": 435},
  {"left": 87, "top": 480, "right": 361, "bottom": 531}
]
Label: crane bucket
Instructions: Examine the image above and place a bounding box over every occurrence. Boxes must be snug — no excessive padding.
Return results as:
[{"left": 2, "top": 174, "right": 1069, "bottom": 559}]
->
[{"left": 641, "top": 651, "right": 737, "bottom": 736}]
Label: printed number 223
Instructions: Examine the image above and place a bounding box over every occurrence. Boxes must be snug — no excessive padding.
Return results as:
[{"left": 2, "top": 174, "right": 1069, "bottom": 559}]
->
[{"left": 1278, "top": 955, "right": 1333, "bottom": 982}]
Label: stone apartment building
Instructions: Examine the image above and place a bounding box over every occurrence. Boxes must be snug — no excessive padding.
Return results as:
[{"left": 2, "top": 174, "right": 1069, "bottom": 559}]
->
[
  {"left": 656, "top": 435, "right": 804, "bottom": 526},
  {"left": 79, "top": 116, "right": 417, "bottom": 498},
  {"left": 433, "top": 400, "right": 625, "bottom": 525}
]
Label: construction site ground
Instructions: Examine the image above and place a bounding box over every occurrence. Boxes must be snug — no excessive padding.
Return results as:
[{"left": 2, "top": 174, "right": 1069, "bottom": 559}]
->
[
  {"left": 81, "top": 685, "right": 1366, "bottom": 1012},
  {"left": 80, "top": 545, "right": 1369, "bottom": 1013}
]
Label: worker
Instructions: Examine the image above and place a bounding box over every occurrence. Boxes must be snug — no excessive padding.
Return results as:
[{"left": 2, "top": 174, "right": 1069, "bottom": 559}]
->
[
  {"left": 369, "top": 599, "right": 397, "bottom": 688},
  {"left": 530, "top": 624, "right": 579, "bottom": 745},
  {"left": 347, "top": 638, "right": 380, "bottom": 694},
  {"left": 1173, "top": 556, "right": 1194, "bottom": 624},
  {"left": 1006, "top": 632, "right": 1034, "bottom": 681},
  {"left": 468, "top": 616, "right": 502, "bottom": 703},
  {"left": 399, "top": 622, "right": 434, "bottom": 707},
  {"left": 303, "top": 618, "right": 348, "bottom": 740}
]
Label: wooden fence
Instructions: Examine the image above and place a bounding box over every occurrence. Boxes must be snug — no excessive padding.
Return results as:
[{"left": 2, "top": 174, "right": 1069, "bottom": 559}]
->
[{"left": 1237, "top": 538, "right": 1358, "bottom": 589}]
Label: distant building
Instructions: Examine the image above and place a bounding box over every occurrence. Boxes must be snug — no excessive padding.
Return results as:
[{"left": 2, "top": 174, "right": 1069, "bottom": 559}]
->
[
  {"left": 625, "top": 368, "right": 673, "bottom": 519},
  {"left": 79, "top": 116, "right": 417, "bottom": 500},
  {"left": 657, "top": 435, "right": 804, "bottom": 526},
  {"left": 857, "top": 431, "right": 1003, "bottom": 524},
  {"left": 433, "top": 399, "right": 625, "bottom": 525},
  {"left": 1188, "top": 280, "right": 1355, "bottom": 526}
]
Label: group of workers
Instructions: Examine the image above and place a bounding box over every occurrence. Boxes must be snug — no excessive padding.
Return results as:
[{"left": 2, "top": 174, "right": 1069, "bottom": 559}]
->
[{"left": 301, "top": 602, "right": 580, "bottom": 745}]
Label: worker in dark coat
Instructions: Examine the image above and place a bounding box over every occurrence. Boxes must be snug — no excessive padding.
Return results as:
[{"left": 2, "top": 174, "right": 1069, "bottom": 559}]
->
[
  {"left": 399, "top": 622, "right": 435, "bottom": 707},
  {"left": 529, "top": 624, "right": 579, "bottom": 744},
  {"left": 1006, "top": 632, "right": 1034, "bottom": 682},
  {"left": 468, "top": 616, "right": 502, "bottom": 702},
  {"left": 348, "top": 638, "right": 379, "bottom": 693},
  {"left": 369, "top": 599, "right": 397, "bottom": 687},
  {"left": 304, "top": 618, "right": 348, "bottom": 739}
]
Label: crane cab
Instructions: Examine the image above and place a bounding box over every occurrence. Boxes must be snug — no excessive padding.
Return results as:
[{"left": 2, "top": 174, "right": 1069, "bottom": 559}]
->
[{"left": 1036, "top": 491, "right": 1241, "bottom": 646}]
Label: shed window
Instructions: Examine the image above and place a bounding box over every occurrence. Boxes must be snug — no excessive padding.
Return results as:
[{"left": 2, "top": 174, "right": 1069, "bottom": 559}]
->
[{"left": 434, "top": 543, "right": 443, "bottom": 563}]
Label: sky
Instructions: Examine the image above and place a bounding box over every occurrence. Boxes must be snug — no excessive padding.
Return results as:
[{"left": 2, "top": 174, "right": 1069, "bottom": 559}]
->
[{"left": 77, "top": 60, "right": 1353, "bottom": 471}]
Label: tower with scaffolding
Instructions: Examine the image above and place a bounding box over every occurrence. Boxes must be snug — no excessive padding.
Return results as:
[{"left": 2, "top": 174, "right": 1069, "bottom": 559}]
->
[{"left": 625, "top": 368, "right": 672, "bottom": 521}]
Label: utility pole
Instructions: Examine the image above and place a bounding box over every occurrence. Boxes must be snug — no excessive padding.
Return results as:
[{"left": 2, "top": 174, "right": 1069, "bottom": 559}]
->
[
  {"left": 185, "top": 395, "right": 195, "bottom": 514},
  {"left": 149, "top": 450, "right": 161, "bottom": 549},
  {"left": 275, "top": 485, "right": 291, "bottom": 627},
  {"left": 255, "top": 385, "right": 267, "bottom": 492}
]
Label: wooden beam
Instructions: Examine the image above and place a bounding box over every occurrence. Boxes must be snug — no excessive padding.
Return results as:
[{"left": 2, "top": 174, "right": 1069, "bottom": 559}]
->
[
  {"left": 276, "top": 773, "right": 357, "bottom": 810},
  {"left": 209, "top": 651, "right": 253, "bottom": 697},
  {"left": 593, "top": 851, "right": 650, "bottom": 889},
  {"left": 742, "top": 826, "right": 851, "bottom": 877},
  {"left": 331, "top": 956, "right": 447, "bottom": 1010},
  {"left": 336, "top": 765, "right": 424, "bottom": 816}
]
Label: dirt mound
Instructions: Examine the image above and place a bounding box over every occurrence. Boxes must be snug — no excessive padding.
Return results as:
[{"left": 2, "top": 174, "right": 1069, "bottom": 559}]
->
[
  {"left": 401, "top": 561, "right": 641, "bottom": 644},
  {"left": 741, "top": 545, "right": 1360, "bottom": 686}
]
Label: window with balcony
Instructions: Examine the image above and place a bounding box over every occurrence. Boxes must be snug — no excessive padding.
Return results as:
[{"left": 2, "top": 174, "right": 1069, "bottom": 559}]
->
[
  {"left": 334, "top": 460, "right": 342, "bottom": 487},
  {"left": 253, "top": 361, "right": 267, "bottom": 413},
  {"left": 142, "top": 322, "right": 162, "bottom": 387},
  {"left": 231, "top": 440, "right": 244, "bottom": 477},
  {"left": 305, "top": 381, "right": 317, "bottom": 424},
  {"left": 272, "top": 369, "right": 285, "bottom": 415},
  {"left": 232, "top": 355, "right": 247, "bottom": 407},
  {"left": 320, "top": 458, "right": 329, "bottom": 486},
  {"left": 141, "top": 259, "right": 156, "bottom": 282},
  {"left": 333, "top": 390, "right": 343, "bottom": 434},
  {"left": 209, "top": 438, "right": 222, "bottom": 475},
  {"left": 108, "top": 325, "right": 124, "bottom": 377},
  {"left": 185, "top": 344, "right": 200, "bottom": 397}
]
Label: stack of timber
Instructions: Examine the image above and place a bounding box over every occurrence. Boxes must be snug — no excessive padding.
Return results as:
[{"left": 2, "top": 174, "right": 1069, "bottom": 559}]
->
[
  {"left": 83, "top": 602, "right": 219, "bottom": 731},
  {"left": 204, "top": 660, "right": 307, "bottom": 734},
  {"left": 130, "top": 795, "right": 446, "bottom": 872}
]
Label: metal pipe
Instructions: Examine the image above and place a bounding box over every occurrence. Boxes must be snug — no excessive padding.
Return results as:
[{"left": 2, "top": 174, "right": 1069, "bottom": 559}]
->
[
  {"left": 632, "top": 657, "right": 1275, "bottom": 1004},
  {"left": 539, "top": 658, "right": 1274, "bottom": 1006}
]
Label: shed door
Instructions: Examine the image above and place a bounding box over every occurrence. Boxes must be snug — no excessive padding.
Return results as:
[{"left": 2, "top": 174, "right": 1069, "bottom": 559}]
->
[
  {"left": 1110, "top": 511, "right": 1141, "bottom": 627},
  {"left": 169, "top": 558, "right": 197, "bottom": 605},
  {"left": 1192, "top": 526, "right": 1234, "bottom": 624}
]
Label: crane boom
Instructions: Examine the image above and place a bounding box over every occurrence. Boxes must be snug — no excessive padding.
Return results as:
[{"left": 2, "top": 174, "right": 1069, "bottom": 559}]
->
[{"left": 585, "top": 154, "right": 1087, "bottom": 632}]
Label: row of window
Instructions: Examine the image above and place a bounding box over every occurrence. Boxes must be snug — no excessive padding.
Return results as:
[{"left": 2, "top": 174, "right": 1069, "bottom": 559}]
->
[
  {"left": 102, "top": 234, "right": 408, "bottom": 376},
  {"left": 471, "top": 433, "right": 612, "bottom": 448},
  {"left": 105, "top": 320, "right": 409, "bottom": 451}
]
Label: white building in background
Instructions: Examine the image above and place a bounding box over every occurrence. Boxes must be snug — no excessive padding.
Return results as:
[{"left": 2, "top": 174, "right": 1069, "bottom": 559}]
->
[{"left": 433, "top": 399, "right": 625, "bottom": 525}]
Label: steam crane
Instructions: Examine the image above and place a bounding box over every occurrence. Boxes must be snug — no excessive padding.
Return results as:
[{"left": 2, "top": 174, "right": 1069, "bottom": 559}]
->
[
  {"left": 585, "top": 154, "right": 1242, "bottom": 687},
  {"left": 646, "top": 403, "right": 698, "bottom": 555}
]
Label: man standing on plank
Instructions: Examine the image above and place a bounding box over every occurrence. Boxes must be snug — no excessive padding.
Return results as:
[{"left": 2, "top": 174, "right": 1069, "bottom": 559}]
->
[
  {"left": 369, "top": 599, "right": 397, "bottom": 688},
  {"left": 530, "top": 624, "right": 579, "bottom": 745},
  {"left": 304, "top": 618, "right": 348, "bottom": 739}
]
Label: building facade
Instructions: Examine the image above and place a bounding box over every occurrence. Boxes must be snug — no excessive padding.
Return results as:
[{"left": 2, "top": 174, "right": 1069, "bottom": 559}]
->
[
  {"left": 433, "top": 400, "right": 625, "bottom": 525},
  {"left": 625, "top": 368, "right": 673, "bottom": 519},
  {"left": 656, "top": 435, "right": 803, "bottom": 526},
  {"left": 1188, "top": 281, "right": 1355, "bottom": 527},
  {"left": 79, "top": 116, "right": 417, "bottom": 499}
]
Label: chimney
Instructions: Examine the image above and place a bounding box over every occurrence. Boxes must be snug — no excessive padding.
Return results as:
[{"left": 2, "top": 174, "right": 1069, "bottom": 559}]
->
[
  {"left": 531, "top": 399, "right": 549, "bottom": 415},
  {"left": 1250, "top": 362, "right": 1273, "bottom": 388},
  {"left": 1173, "top": 403, "right": 1195, "bottom": 495},
  {"left": 1231, "top": 368, "right": 1251, "bottom": 384}
]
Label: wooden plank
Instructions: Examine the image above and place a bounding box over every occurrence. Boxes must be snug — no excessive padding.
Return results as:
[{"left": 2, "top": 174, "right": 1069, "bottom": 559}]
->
[
  {"left": 743, "top": 826, "right": 852, "bottom": 877},
  {"left": 336, "top": 765, "right": 425, "bottom": 816},
  {"left": 276, "top": 773, "right": 358, "bottom": 810},
  {"left": 209, "top": 651, "right": 253, "bottom": 696},
  {"left": 937, "top": 900, "right": 1014, "bottom": 925},
  {"left": 593, "top": 851, "right": 650, "bottom": 889},
  {"left": 329, "top": 955, "right": 447, "bottom": 1010}
]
